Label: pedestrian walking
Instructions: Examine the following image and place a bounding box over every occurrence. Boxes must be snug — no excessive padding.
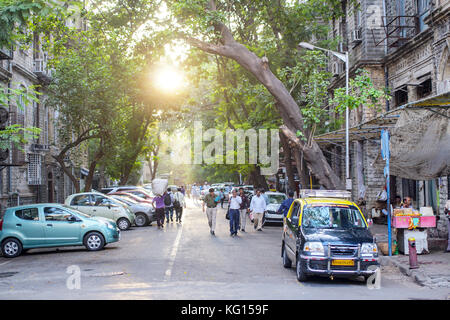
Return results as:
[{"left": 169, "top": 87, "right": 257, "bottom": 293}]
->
[
  {"left": 152, "top": 194, "right": 166, "bottom": 229},
  {"left": 250, "top": 189, "right": 267, "bottom": 232},
  {"left": 261, "top": 189, "right": 269, "bottom": 206},
  {"left": 203, "top": 188, "right": 220, "bottom": 235},
  {"left": 278, "top": 191, "right": 294, "bottom": 218},
  {"left": 219, "top": 189, "right": 225, "bottom": 208},
  {"left": 238, "top": 187, "right": 249, "bottom": 232},
  {"left": 228, "top": 189, "right": 242, "bottom": 237},
  {"left": 173, "top": 187, "right": 186, "bottom": 223},
  {"left": 164, "top": 188, "right": 174, "bottom": 222}
]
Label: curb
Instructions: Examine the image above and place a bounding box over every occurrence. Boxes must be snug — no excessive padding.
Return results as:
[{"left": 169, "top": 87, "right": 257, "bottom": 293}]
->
[{"left": 380, "top": 256, "right": 430, "bottom": 287}]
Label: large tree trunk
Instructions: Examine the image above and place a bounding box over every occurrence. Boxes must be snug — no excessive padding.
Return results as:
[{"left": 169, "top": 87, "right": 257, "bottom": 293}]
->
[
  {"left": 246, "top": 165, "right": 268, "bottom": 190},
  {"left": 83, "top": 148, "right": 104, "bottom": 192},
  {"left": 279, "top": 132, "right": 296, "bottom": 192},
  {"left": 52, "top": 128, "right": 98, "bottom": 194},
  {"left": 185, "top": 2, "right": 344, "bottom": 189}
]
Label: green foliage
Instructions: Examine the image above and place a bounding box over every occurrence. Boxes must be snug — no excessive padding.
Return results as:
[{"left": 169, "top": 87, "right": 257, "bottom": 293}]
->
[
  {"left": 330, "top": 69, "right": 390, "bottom": 115},
  {"left": 0, "top": 85, "right": 41, "bottom": 150}
]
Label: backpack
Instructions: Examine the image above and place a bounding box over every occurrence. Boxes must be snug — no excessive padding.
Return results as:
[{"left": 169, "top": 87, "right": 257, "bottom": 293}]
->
[
  {"left": 164, "top": 193, "right": 172, "bottom": 206},
  {"left": 173, "top": 193, "right": 181, "bottom": 208}
]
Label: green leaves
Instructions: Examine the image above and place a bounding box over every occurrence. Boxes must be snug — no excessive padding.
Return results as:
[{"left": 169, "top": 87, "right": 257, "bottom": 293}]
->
[{"left": 329, "top": 69, "right": 390, "bottom": 115}]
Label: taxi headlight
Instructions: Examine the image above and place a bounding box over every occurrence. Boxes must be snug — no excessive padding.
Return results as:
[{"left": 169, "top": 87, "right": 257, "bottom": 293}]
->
[
  {"left": 304, "top": 242, "right": 324, "bottom": 256},
  {"left": 361, "top": 243, "right": 378, "bottom": 256}
]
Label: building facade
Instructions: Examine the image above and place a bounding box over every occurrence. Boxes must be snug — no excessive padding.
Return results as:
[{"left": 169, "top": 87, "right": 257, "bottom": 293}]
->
[
  {"left": 0, "top": 30, "right": 88, "bottom": 212},
  {"left": 317, "top": 0, "right": 449, "bottom": 240}
]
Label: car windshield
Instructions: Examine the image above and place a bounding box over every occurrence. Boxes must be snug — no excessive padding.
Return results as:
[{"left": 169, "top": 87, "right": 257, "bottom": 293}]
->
[
  {"left": 268, "top": 195, "right": 286, "bottom": 204},
  {"left": 63, "top": 205, "right": 92, "bottom": 218},
  {"left": 302, "top": 205, "right": 366, "bottom": 229}
]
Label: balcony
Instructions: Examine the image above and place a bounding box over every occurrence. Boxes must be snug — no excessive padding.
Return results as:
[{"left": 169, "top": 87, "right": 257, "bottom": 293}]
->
[
  {"left": 33, "top": 59, "right": 53, "bottom": 83},
  {"left": 0, "top": 48, "right": 13, "bottom": 60},
  {"left": 371, "top": 15, "right": 419, "bottom": 48}
]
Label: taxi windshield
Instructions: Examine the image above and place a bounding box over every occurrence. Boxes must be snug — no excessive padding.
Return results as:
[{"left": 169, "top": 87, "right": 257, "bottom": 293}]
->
[{"left": 302, "top": 205, "right": 366, "bottom": 229}]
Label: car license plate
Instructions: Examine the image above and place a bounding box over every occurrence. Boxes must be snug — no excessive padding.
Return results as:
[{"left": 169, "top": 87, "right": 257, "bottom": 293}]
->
[{"left": 331, "top": 259, "right": 354, "bottom": 266}]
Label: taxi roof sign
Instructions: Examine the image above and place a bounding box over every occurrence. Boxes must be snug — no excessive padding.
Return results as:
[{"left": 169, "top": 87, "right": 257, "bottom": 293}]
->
[{"left": 300, "top": 189, "right": 352, "bottom": 199}]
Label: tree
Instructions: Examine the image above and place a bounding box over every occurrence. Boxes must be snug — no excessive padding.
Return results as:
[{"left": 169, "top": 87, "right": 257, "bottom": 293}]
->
[{"left": 168, "top": 0, "right": 346, "bottom": 189}]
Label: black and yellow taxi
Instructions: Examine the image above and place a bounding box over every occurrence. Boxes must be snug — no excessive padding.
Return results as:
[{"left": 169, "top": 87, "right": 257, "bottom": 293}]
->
[{"left": 281, "top": 190, "right": 379, "bottom": 282}]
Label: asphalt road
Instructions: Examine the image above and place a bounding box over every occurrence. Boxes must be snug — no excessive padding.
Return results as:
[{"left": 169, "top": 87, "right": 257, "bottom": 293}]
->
[{"left": 0, "top": 198, "right": 448, "bottom": 300}]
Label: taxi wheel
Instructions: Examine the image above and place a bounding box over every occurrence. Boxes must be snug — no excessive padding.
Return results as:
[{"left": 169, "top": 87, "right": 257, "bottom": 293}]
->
[
  {"left": 296, "top": 255, "right": 308, "bottom": 282},
  {"left": 282, "top": 243, "right": 292, "bottom": 268}
]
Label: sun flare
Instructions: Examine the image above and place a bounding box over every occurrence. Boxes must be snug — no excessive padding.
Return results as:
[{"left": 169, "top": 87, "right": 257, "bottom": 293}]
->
[{"left": 153, "top": 66, "right": 185, "bottom": 93}]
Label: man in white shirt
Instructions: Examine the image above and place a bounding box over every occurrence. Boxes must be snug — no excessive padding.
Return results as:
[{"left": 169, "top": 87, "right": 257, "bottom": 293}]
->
[
  {"left": 228, "top": 189, "right": 242, "bottom": 237},
  {"left": 250, "top": 189, "right": 267, "bottom": 231}
]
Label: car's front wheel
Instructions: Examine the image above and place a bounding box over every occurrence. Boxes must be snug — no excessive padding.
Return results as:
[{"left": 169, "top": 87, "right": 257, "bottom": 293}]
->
[
  {"left": 84, "top": 232, "right": 105, "bottom": 251},
  {"left": 1, "top": 238, "right": 22, "bottom": 258},
  {"left": 282, "top": 243, "right": 292, "bottom": 268},
  {"left": 117, "top": 217, "right": 131, "bottom": 230},
  {"left": 134, "top": 213, "right": 148, "bottom": 227},
  {"left": 296, "top": 254, "right": 308, "bottom": 282}
]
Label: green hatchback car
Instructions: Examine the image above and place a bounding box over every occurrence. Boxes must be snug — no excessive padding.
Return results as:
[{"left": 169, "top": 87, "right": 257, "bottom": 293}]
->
[{"left": 0, "top": 204, "right": 120, "bottom": 258}]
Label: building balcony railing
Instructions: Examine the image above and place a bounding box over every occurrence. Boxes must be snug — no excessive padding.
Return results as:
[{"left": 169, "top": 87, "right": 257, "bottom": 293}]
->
[
  {"left": 33, "top": 59, "right": 53, "bottom": 81},
  {"left": 371, "top": 15, "right": 419, "bottom": 48},
  {"left": 0, "top": 48, "right": 13, "bottom": 60}
]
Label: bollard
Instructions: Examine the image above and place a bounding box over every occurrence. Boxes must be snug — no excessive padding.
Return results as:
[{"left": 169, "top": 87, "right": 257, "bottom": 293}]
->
[{"left": 408, "top": 238, "right": 419, "bottom": 269}]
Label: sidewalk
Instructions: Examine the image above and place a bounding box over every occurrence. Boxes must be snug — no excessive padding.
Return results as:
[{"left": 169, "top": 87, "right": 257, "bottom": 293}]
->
[{"left": 370, "top": 223, "right": 450, "bottom": 288}]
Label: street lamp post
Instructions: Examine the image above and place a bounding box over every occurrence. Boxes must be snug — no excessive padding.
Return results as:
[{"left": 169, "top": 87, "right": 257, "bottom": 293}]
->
[{"left": 297, "top": 42, "right": 351, "bottom": 190}]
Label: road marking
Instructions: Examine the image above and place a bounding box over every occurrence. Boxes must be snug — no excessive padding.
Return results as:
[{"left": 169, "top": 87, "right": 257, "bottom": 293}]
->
[
  {"left": 164, "top": 226, "right": 183, "bottom": 281},
  {"left": 0, "top": 260, "right": 12, "bottom": 267}
]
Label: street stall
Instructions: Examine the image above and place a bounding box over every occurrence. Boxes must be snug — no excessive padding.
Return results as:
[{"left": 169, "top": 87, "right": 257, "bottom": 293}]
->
[
  {"left": 392, "top": 208, "right": 436, "bottom": 254},
  {"left": 314, "top": 91, "right": 450, "bottom": 256}
]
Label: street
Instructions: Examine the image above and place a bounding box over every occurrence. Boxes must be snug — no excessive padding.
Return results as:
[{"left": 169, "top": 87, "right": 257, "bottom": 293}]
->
[{"left": 0, "top": 199, "right": 448, "bottom": 300}]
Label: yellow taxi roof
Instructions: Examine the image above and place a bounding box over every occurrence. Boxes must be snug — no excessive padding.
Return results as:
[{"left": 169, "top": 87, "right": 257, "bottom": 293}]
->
[{"left": 298, "top": 197, "right": 355, "bottom": 206}]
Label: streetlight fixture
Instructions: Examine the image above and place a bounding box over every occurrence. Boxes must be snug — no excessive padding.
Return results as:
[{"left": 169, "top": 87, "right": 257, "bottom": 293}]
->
[{"left": 297, "top": 42, "right": 351, "bottom": 190}]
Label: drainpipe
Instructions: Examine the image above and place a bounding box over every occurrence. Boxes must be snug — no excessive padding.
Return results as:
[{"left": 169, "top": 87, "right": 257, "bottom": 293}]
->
[
  {"left": 383, "top": 0, "right": 390, "bottom": 111},
  {"left": 7, "top": 80, "right": 11, "bottom": 193}
]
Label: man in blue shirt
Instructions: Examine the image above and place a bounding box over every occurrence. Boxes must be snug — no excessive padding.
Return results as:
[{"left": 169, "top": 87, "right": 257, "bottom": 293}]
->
[{"left": 278, "top": 191, "right": 295, "bottom": 217}]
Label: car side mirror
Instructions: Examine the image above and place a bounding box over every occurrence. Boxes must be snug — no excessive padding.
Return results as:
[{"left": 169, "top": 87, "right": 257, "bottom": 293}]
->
[{"left": 68, "top": 216, "right": 78, "bottom": 222}]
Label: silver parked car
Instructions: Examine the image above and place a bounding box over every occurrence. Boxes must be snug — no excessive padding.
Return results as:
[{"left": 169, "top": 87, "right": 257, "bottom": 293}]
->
[{"left": 110, "top": 195, "right": 156, "bottom": 227}]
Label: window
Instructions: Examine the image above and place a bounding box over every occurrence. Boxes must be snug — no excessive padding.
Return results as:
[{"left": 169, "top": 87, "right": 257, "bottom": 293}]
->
[
  {"left": 15, "top": 208, "right": 39, "bottom": 221},
  {"left": 44, "top": 207, "right": 72, "bottom": 221},
  {"left": 70, "top": 194, "right": 92, "bottom": 206},
  {"left": 289, "top": 202, "right": 300, "bottom": 220},
  {"left": 417, "top": 0, "right": 430, "bottom": 32},
  {"left": 92, "top": 194, "right": 113, "bottom": 206},
  {"left": 27, "top": 153, "right": 42, "bottom": 185},
  {"left": 394, "top": 88, "right": 408, "bottom": 106},
  {"left": 417, "top": 79, "right": 432, "bottom": 98}
]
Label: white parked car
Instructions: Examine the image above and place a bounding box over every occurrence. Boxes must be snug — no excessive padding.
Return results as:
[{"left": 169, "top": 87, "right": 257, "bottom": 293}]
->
[
  {"left": 65, "top": 192, "right": 135, "bottom": 231},
  {"left": 263, "top": 192, "right": 288, "bottom": 224}
]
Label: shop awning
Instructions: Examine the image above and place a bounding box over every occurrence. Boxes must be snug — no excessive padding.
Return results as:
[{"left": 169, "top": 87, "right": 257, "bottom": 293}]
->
[{"left": 315, "top": 91, "right": 450, "bottom": 179}]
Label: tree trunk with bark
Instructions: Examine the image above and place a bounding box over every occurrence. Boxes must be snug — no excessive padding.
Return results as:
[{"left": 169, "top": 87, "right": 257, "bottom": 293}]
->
[
  {"left": 185, "top": 1, "right": 344, "bottom": 189},
  {"left": 279, "top": 132, "right": 296, "bottom": 192},
  {"left": 83, "top": 148, "right": 105, "bottom": 192}
]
